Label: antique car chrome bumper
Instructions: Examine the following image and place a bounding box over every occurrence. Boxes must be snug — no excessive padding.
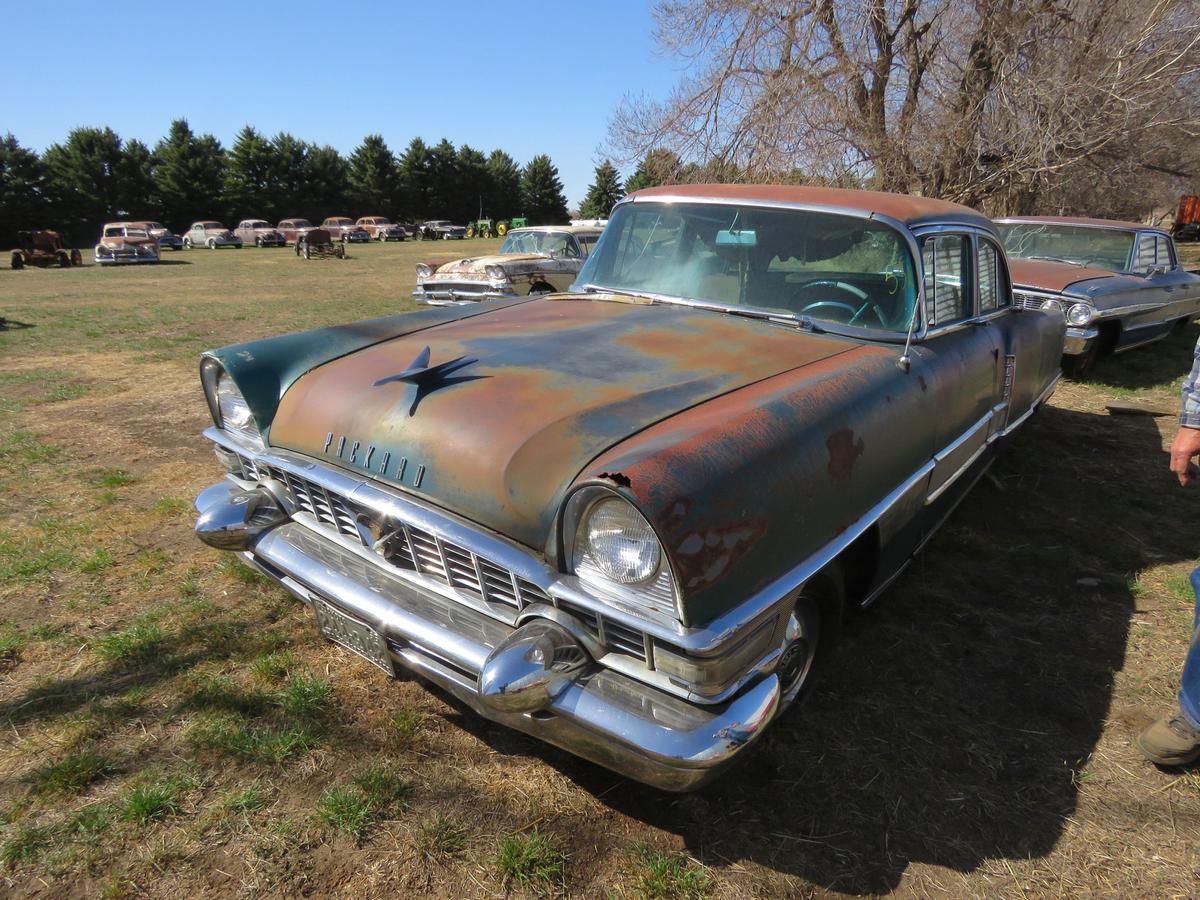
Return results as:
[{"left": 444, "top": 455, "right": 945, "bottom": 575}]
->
[
  {"left": 413, "top": 286, "right": 518, "bottom": 306},
  {"left": 194, "top": 480, "right": 780, "bottom": 791},
  {"left": 1063, "top": 326, "right": 1099, "bottom": 356}
]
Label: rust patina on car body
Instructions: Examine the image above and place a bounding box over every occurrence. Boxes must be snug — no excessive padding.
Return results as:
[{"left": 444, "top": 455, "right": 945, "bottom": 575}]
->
[
  {"left": 415, "top": 225, "right": 603, "bottom": 305},
  {"left": 94, "top": 222, "right": 160, "bottom": 265},
  {"left": 10, "top": 230, "right": 82, "bottom": 269},
  {"left": 235, "top": 220, "right": 287, "bottom": 248},
  {"left": 276, "top": 218, "right": 316, "bottom": 245},
  {"left": 192, "top": 185, "right": 1065, "bottom": 790},
  {"left": 996, "top": 216, "right": 1200, "bottom": 374}
]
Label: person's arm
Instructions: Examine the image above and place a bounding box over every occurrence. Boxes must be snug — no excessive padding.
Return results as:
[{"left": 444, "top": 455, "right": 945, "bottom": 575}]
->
[{"left": 1170, "top": 339, "right": 1200, "bottom": 486}]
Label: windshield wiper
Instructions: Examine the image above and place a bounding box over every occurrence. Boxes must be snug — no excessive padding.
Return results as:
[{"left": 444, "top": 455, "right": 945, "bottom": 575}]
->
[
  {"left": 573, "top": 284, "right": 828, "bottom": 331},
  {"left": 1028, "top": 255, "right": 1084, "bottom": 266}
]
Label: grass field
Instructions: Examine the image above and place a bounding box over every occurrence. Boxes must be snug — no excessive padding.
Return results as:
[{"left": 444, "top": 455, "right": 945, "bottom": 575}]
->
[{"left": 1, "top": 239, "right": 1199, "bottom": 898}]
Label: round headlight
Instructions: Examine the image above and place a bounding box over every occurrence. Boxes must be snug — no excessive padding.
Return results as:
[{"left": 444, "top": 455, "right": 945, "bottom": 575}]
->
[
  {"left": 216, "top": 372, "right": 259, "bottom": 438},
  {"left": 485, "top": 265, "right": 507, "bottom": 281},
  {"left": 1040, "top": 298, "right": 1063, "bottom": 314},
  {"left": 1066, "top": 303, "right": 1094, "bottom": 327},
  {"left": 415, "top": 263, "right": 433, "bottom": 278},
  {"left": 581, "top": 497, "right": 661, "bottom": 584}
]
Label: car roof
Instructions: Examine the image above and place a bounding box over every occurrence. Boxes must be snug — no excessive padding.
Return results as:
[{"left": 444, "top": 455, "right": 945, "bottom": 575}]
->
[
  {"left": 509, "top": 225, "right": 603, "bottom": 236},
  {"left": 626, "top": 184, "right": 996, "bottom": 232},
  {"left": 994, "top": 215, "right": 1160, "bottom": 234}
]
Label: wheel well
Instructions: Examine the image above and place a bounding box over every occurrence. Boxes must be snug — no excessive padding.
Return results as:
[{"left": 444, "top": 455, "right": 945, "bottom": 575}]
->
[
  {"left": 1097, "top": 320, "right": 1121, "bottom": 355},
  {"left": 836, "top": 525, "right": 879, "bottom": 608}
]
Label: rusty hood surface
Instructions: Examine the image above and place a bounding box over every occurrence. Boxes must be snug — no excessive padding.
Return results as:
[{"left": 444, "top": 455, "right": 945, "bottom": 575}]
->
[
  {"left": 1009, "top": 258, "right": 1115, "bottom": 293},
  {"left": 267, "top": 297, "right": 856, "bottom": 548}
]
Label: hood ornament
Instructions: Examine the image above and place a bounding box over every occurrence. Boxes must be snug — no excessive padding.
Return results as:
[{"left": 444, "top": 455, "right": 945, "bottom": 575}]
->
[{"left": 374, "top": 346, "right": 484, "bottom": 416}]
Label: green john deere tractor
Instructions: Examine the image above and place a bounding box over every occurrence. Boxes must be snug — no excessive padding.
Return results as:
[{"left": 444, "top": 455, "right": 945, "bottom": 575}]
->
[{"left": 466, "top": 217, "right": 528, "bottom": 239}]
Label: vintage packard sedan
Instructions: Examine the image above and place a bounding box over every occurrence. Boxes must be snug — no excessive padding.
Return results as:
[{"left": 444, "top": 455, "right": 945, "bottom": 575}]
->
[
  {"left": 93, "top": 222, "right": 160, "bottom": 265},
  {"left": 415, "top": 225, "right": 603, "bottom": 305},
  {"left": 996, "top": 216, "right": 1200, "bottom": 375},
  {"left": 322, "top": 217, "right": 372, "bottom": 243},
  {"left": 193, "top": 185, "right": 1064, "bottom": 790},
  {"left": 277, "top": 218, "right": 316, "bottom": 244},
  {"left": 183, "top": 221, "right": 241, "bottom": 250},
  {"left": 235, "top": 219, "right": 287, "bottom": 248},
  {"left": 357, "top": 216, "right": 406, "bottom": 241}
]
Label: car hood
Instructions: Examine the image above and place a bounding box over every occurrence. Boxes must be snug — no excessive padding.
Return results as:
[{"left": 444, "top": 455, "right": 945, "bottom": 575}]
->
[
  {"left": 267, "top": 296, "right": 856, "bottom": 548},
  {"left": 432, "top": 254, "right": 560, "bottom": 277},
  {"left": 1008, "top": 258, "right": 1116, "bottom": 293}
]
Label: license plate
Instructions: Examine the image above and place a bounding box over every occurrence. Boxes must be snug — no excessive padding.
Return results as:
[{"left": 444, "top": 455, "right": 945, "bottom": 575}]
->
[{"left": 312, "top": 597, "right": 395, "bottom": 676}]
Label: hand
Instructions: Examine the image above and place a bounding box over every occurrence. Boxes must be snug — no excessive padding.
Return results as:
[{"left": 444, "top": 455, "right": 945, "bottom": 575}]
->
[{"left": 1169, "top": 426, "right": 1200, "bottom": 486}]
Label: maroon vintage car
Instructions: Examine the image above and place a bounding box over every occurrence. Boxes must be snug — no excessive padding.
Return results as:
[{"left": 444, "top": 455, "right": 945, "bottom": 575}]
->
[{"left": 276, "top": 218, "right": 316, "bottom": 245}]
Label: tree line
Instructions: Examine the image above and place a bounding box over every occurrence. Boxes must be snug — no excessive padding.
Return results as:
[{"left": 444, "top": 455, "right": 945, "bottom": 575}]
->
[{"left": 0, "top": 119, "right": 573, "bottom": 246}]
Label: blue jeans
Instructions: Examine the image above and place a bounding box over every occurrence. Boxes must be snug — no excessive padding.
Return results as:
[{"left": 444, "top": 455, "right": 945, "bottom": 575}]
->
[{"left": 1180, "top": 567, "right": 1200, "bottom": 729}]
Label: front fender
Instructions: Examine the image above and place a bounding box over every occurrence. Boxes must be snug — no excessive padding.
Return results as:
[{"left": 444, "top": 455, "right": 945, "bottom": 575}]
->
[{"left": 573, "top": 343, "right": 934, "bottom": 626}]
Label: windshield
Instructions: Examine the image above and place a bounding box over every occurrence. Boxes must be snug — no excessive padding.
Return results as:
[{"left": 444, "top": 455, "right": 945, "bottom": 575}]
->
[
  {"left": 372, "top": 218, "right": 392, "bottom": 225},
  {"left": 201, "top": 223, "right": 224, "bottom": 230},
  {"left": 245, "top": 221, "right": 269, "bottom": 229},
  {"left": 144, "top": 223, "right": 164, "bottom": 231},
  {"left": 500, "top": 231, "right": 578, "bottom": 257},
  {"left": 997, "top": 223, "right": 1134, "bottom": 272},
  {"left": 575, "top": 202, "right": 918, "bottom": 332}
]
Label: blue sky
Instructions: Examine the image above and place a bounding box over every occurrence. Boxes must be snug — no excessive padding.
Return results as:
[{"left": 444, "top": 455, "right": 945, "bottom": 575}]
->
[{"left": 1, "top": 2, "right": 680, "bottom": 207}]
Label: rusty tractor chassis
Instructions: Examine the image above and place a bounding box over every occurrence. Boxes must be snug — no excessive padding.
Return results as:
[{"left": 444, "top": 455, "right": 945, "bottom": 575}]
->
[
  {"left": 193, "top": 184, "right": 1065, "bottom": 790},
  {"left": 295, "top": 228, "right": 345, "bottom": 259},
  {"left": 11, "top": 230, "right": 82, "bottom": 269}
]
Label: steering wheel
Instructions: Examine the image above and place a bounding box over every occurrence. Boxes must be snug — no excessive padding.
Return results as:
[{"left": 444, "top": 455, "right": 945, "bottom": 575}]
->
[{"left": 793, "top": 280, "right": 887, "bottom": 327}]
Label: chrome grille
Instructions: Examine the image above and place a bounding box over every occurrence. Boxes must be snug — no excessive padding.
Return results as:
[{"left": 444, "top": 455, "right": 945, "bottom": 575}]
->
[
  {"left": 231, "top": 451, "right": 652, "bottom": 665},
  {"left": 1012, "top": 289, "right": 1060, "bottom": 312}
]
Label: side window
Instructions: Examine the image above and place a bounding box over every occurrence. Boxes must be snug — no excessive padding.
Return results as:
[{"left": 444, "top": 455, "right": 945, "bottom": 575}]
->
[
  {"left": 923, "top": 234, "right": 971, "bottom": 326},
  {"left": 1134, "top": 234, "right": 1157, "bottom": 272},
  {"left": 1155, "top": 235, "right": 1175, "bottom": 269},
  {"left": 976, "top": 239, "right": 1009, "bottom": 312},
  {"left": 565, "top": 237, "right": 581, "bottom": 259}
]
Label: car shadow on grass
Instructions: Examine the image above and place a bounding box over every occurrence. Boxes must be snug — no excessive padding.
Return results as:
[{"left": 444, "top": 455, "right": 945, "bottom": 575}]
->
[{"left": 435, "top": 398, "right": 1187, "bottom": 894}]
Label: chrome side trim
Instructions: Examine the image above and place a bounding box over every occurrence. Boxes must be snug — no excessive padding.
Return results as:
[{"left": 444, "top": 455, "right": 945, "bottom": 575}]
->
[{"left": 998, "top": 373, "right": 1060, "bottom": 438}]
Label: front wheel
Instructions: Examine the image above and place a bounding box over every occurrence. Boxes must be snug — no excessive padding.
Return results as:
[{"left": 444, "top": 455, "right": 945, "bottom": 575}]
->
[
  {"left": 255, "top": 238, "right": 262, "bottom": 248},
  {"left": 182, "top": 238, "right": 192, "bottom": 250},
  {"left": 207, "top": 239, "right": 217, "bottom": 250},
  {"left": 70, "top": 249, "right": 83, "bottom": 266},
  {"left": 303, "top": 245, "right": 311, "bottom": 259},
  {"left": 777, "top": 567, "right": 843, "bottom": 714}
]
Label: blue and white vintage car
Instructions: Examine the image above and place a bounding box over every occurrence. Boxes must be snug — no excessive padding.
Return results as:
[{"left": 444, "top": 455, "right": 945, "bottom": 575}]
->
[{"left": 996, "top": 216, "right": 1200, "bottom": 375}]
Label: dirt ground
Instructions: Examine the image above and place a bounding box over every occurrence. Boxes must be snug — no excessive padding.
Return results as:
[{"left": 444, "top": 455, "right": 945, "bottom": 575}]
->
[{"left": 1, "top": 239, "right": 1199, "bottom": 898}]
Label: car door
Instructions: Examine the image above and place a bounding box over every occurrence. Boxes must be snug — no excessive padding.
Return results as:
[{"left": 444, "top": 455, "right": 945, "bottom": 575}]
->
[{"left": 910, "top": 230, "right": 1003, "bottom": 521}]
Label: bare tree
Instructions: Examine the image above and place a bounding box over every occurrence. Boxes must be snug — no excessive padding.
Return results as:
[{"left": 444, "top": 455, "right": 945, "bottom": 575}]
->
[{"left": 609, "top": 0, "right": 1200, "bottom": 214}]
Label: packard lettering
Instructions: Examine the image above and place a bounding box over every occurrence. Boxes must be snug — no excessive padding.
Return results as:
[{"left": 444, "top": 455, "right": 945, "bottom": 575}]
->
[{"left": 324, "top": 436, "right": 425, "bottom": 488}]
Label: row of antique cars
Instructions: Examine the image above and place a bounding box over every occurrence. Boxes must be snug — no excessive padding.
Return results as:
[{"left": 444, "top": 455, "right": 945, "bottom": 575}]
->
[
  {"left": 89, "top": 216, "right": 472, "bottom": 264},
  {"left": 192, "top": 183, "right": 1200, "bottom": 793}
]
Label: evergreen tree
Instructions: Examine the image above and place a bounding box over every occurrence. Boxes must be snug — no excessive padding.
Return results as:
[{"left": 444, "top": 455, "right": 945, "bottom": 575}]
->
[
  {"left": 396, "top": 137, "right": 431, "bottom": 220},
  {"left": 456, "top": 145, "right": 490, "bottom": 223},
  {"left": 117, "top": 139, "right": 156, "bottom": 220},
  {"left": 486, "top": 149, "right": 522, "bottom": 221},
  {"left": 42, "top": 127, "right": 133, "bottom": 242},
  {"left": 225, "top": 126, "right": 280, "bottom": 221},
  {"left": 271, "top": 133, "right": 312, "bottom": 220},
  {"left": 624, "top": 148, "right": 682, "bottom": 194},
  {"left": 425, "top": 138, "right": 459, "bottom": 220},
  {"left": 0, "top": 134, "right": 49, "bottom": 247},
  {"left": 306, "top": 145, "right": 349, "bottom": 219},
  {"left": 153, "top": 119, "right": 226, "bottom": 230},
  {"left": 347, "top": 134, "right": 397, "bottom": 215},
  {"left": 578, "top": 160, "right": 623, "bottom": 219},
  {"left": 520, "top": 155, "right": 569, "bottom": 225}
]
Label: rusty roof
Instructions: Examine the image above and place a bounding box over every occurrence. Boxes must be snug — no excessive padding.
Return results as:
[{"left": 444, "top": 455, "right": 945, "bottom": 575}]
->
[
  {"left": 995, "top": 215, "right": 1157, "bottom": 233},
  {"left": 626, "top": 184, "right": 994, "bottom": 230}
]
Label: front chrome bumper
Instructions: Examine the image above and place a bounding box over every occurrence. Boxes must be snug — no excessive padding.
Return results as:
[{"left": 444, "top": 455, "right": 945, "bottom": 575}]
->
[
  {"left": 1063, "top": 326, "right": 1099, "bottom": 356},
  {"left": 194, "top": 481, "right": 780, "bottom": 791},
  {"left": 413, "top": 287, "right": 517, "bottom": 306}
]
